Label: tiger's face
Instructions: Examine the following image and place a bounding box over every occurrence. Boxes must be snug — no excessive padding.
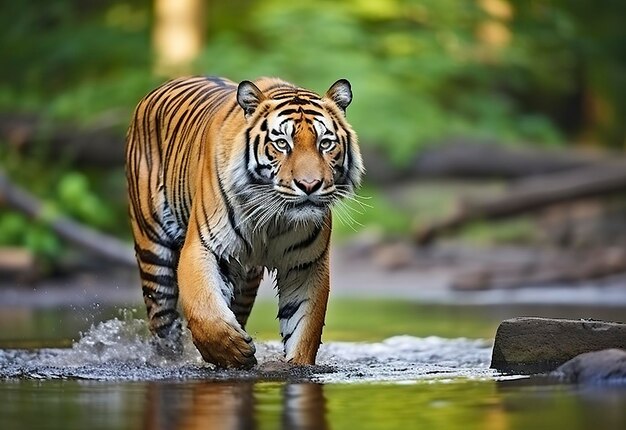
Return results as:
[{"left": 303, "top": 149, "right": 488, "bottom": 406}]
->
[{"left": 235, "top": 79, "right": 364, "bottom": 224}]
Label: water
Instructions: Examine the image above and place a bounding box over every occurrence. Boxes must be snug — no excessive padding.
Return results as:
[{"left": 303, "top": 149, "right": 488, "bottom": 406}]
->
[
  {"left": 1, "top": 305, "right": 625, "bottom": 429},
  {"left": 0, "top": 312, "right": 493, "bottom": 382}
]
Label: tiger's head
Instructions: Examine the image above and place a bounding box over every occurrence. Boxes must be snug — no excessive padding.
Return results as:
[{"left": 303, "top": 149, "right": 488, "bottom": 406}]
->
[{"left": 233, "top": 78, "right": 364, "bottom": 225}]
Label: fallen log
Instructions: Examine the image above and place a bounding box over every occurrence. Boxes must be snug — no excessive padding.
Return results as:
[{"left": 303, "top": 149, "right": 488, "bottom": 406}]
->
[
  {"left": 409, "top": 139, "right": 607, "bottom": 179},
  {"left": 415, "top": 162, "right": 626, "bottom": 245},
  {"left": 0, "top": 168, "right": 135, "bottom": 267},
  {"left": 0, "top": 113, "right": 126, "bottom": 167},
  {"left": 362, "top": 139, "right": 612, "bottom": 183}
]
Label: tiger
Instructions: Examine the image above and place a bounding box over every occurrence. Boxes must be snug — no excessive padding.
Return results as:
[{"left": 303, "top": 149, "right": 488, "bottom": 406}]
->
[{"left": 125, "top": 76, "right": 364, "bottom": 369}]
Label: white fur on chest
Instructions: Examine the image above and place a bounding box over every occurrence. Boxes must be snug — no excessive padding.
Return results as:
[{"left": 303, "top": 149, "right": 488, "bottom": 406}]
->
[{"left": 244, "top": 222, "right": 318, "bottom": 270}]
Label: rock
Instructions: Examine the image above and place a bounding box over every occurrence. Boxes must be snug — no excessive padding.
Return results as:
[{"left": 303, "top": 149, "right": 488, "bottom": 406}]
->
[
  {"left": 371, "top": 242, "right": 415, "bottom": 270},
  {"left": 490, "top": 317, "right": 626, "bottom": 374},
  {"left": 552, "top": 349, "right": 626, "bottom": 384}
]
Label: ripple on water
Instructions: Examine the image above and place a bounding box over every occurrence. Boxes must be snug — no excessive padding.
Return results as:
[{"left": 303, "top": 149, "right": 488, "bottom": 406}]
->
[{"left": 0, "top": 314, "right": 495, "bottom": 383}]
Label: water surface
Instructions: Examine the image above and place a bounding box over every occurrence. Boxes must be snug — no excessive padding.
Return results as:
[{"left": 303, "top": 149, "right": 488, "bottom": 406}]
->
[{"left": 1, "top": 302, "right": 625, "bottom": 429}]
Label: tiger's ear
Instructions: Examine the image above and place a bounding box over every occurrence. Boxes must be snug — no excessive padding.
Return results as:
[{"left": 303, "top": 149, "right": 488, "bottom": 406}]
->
[
  {"left": 237, "top": 80, "right": 266, "bottom": 118},
  {"left": 325, "top": 79, "right": 352, "bottom": 113}
]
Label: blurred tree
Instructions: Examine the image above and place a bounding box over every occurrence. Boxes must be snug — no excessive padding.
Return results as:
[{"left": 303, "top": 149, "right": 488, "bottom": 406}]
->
[
  {"left": 509, "top": 0, "right": 626, "bottom": 148},
  {"left": 153, "top": 0, "right": 205, "bottom": 76}
]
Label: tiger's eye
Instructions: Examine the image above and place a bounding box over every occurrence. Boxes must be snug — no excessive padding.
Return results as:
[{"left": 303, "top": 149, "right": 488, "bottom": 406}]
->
[
  {"left": 274, "top": 139, "right": 289, "bottom": 150},
  {"left": 319, "top": 139, "right": 336, "bottom": 151}
]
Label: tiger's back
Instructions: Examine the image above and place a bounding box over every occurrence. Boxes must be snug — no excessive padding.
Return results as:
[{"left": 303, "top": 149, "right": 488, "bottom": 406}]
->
[
  {"left": 126, "top": 76, "right": 363, "bottom": 368},
  {"left": 127, "top": 77, "right": 238, "bottom": 241}
]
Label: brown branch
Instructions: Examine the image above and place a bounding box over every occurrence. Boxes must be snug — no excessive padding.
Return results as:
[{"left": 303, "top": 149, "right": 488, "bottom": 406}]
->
[
  {"left": 0, "top": 113, "right": 126, "bottom": 167},
  {"left": 408, "top": 140, "right": 608, "bottom": 178},
  {"left": 0, "top": 168, "right": 136, "bottom": 267},
  {"left": 415, "top": 162, "right": 626, "bottom": 245}
]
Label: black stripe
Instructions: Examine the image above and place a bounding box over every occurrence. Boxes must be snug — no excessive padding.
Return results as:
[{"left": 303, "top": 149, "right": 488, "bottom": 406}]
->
[
  {"left": 282, "top": 314, "right": 305, "bottom": 345},
  {"left": 265, "top": 82, "right": 295, "bottom": 93},
  {"left": 196, "top": 199, "right": 220, "bottom": 249},
  {"left": 215, "top": 167, "right": 252, "bottom": 254},
  {"left": 223, "top": 99, "right": 241, "bottom": 120},
  {"left": 253, "top": 135, "right": 261, "bottom": 164},
  {"left": 274, "top": 99, "right": 294, "bottom": 110},
  {"left": 285, "top": 247, "right": 328, "bottom": 277},
  {"left": 277, "top": 299, "right": 307, "bottom": 320},
  {"left": 307, "top": 99, "right": 323, "bottom": 108},
  {"left": 344, "top": 133, "right": 353, "bottom": 183},
  {"left": 152, "top": 308, "right": 178, "bottom": 320},
  {"left": 244, "top": 127, "right": 252, "bottom": 168},
  {"left": 142, "top": 286, "right": 178, "bottom": 300},
  {"left": 254, "top": 163, "right": 272, "bottom": 180},
  {"left": 135, "top": 245, "right": 171, "bottom": 267},
  {"left": 272, "top": 89, "right": 318, "bottom": 98},
  {"left": 140, "top": 268, "right": 176, "bottom": 286},
  {"left": 283, "top": 225, "right": 322, "bottom": 255},
  {"left": 269, "top": 90, "right": 299, "bottom": 99},
  {"left": 217, "top": 256, "right": 230, "bottom": 283},
  {"left": 196, "top": 219, "right": 212, "bottom": 251},
  {"left": 205, "top": 76, "right": 235, "bottom": 88},
  {"left": 290, "top": 97, "right": 311, "bottom": 105},
  {"left": 278, "top": 108, "right": 298, "bottom": 116}
]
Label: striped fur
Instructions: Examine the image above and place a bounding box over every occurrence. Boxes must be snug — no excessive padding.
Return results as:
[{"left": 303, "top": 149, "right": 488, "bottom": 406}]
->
[{"left": 126, "top": 76, "right": 363, "bottom": 368}]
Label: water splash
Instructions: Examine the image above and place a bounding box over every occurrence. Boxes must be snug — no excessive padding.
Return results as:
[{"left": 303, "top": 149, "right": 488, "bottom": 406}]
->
[
  {"left": 0, "top": 313, "right": 494, "bottom": 382},
  {"left": 316, "top": 336, "right": 494, "bottom": 383}
]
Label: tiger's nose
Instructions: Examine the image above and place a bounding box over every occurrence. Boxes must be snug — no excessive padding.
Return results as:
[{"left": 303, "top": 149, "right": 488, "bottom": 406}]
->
[{"left": 294, "top": 178, "right": 323, "bottom": 195}]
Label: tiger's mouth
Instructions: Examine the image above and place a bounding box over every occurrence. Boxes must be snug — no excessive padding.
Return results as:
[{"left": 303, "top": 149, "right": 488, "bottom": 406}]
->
[
  {"left": 290, "top": 199, "right": 326, "bottom": 209},
  {"left": 286, "top": 191, "right": 335, "bottom": 210},
  {"left": 283, "top": 196, "right": 331, "bottom": 222}
]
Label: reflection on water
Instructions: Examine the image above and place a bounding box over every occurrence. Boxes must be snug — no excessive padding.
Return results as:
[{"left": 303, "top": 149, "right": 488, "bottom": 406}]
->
[
  {"left": 1, "top": 378, "right": 624, "bottom": 430},
  {"left": 283, "top": 383, "right": 328, "bottom": 430},
  {"left": 144, "top": 382, "right": 327, "bottom": 430},
  {"left": 146, "top": 382, "right": 257, "bottom": 430}
]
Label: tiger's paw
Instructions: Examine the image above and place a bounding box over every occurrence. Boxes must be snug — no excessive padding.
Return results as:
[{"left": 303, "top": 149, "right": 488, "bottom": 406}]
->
[
  {"left": 188, "top": 317, "right": 257, "bottom": 369},
  {"left": 151, "top": 318, "right": 184, "bottom": 359}
]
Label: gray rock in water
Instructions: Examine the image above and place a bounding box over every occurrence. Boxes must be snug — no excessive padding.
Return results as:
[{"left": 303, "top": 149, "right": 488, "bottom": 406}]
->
[
  {"left": 490, "top": 317, "right": 626, "bottom": 374},
  {"left": 553, "top": 349, "right": 626, "bottom": 384}
]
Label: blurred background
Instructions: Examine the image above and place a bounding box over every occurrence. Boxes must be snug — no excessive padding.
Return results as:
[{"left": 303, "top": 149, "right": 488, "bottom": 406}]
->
[{"left": 1, "top": 0, "right": 626, "bottom": 341}]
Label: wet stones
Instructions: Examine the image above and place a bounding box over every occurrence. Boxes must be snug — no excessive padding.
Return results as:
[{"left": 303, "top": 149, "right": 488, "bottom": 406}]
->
[
  {"left": 490, "top": 317, "right": 626, "bottom": 374},
  {"left": 552, "top": 349, "right": 626, "bottom": 384}
]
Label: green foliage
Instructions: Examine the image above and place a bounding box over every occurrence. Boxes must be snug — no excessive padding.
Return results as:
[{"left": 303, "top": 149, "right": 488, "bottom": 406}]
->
[
  {"left": 0, "top": 145, "right": 119, "bottom": 263},
  {"left": 193, "top": 0, "right": 564, "bottom": 162},
  {"left": 56, "top": 172, "right": 115, "bottom": 228},
  {"left": 0, "top": 1, "right": 151, "bottom": 102}
]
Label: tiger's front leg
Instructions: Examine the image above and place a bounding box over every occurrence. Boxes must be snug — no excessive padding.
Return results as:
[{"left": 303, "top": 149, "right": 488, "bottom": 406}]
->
[
  {"left": 177, "top": 221, "right": 256, "bottom": 369},
  {"left": 276, "top": 250, "right": 331, "bottom": 365}
]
